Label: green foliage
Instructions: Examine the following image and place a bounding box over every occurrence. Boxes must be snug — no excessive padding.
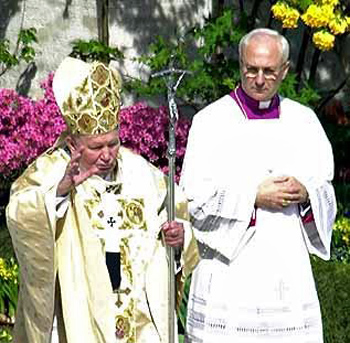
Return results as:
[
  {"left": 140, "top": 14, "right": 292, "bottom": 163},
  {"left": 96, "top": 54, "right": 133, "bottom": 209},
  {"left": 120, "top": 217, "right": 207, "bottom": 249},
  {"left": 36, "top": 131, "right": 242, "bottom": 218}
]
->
[
  {"left": 0, "top": 221, "right": 17, "bottom": 328},
  {"left": 334, "top": 184, "right": 350, "bottom": 215},
  {"left": 192, "top": 9, "right": 244, "bottom": 57},
  {"left": 0, "top": 224, "right": 14, "bottom": 261},
  {"left": 279, "top": 74, "right": 321, "bottom": 107},
  {"left": 322, "top": 124, "right": 350, "bottom": 192},
  {"left": 330, "top": 216, "right": 350, "bottom": 264},
  {"left": 17, "top": 28, "right": 37, "bottom": 62},
  {"left": 0, "top": 28, "right": 37, "bottom": 76},
  {"left": 126, "top": 36, "right": 189, "bottom": 98},
  {"left": 125, "top": 9, "right": 245, "bottom": 109},
  {"left": 125, "top": 8, "right": 321, "bottom": 110},
  {"left": 312, "top": 257, "right": 350, "bottom": 342},
  {"left": 178, "top": 275, "right": 191, "bottom": 331},
  {"left": 0, "top": 327, "right": 12, "bottom": 343},
  {"left": 138, "top": 36, "right": 188, "bottom": 71},
  {"left": 0, "top": 41, "right": 17, "bottom": 69},
  {"left": 287, "top": 0, "right": 313, "bottom": 12},
  {"left": 70, "top": 39, "right": 124, "bottom": 63},
  {"left": 0, "top": 257, "right": 18, "bottom": 320}
]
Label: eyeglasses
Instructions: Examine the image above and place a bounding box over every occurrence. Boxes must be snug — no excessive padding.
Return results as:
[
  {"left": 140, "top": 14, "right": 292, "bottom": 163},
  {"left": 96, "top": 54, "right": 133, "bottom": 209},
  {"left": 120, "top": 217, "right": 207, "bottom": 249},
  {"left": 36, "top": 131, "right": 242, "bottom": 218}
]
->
[{"left": 241, "top": 62, "right": 288, "bottom": 81}]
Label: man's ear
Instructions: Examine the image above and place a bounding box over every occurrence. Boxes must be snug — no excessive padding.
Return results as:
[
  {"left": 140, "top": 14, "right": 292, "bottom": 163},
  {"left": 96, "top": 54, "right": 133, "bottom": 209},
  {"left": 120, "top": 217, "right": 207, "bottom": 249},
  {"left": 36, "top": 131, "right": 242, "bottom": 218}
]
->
[
  {"left": 281, "top": 61, "right": 290, "bottom": 80},
  {"left": 66, "top": 136, "right": 78, "bottom": 154}
]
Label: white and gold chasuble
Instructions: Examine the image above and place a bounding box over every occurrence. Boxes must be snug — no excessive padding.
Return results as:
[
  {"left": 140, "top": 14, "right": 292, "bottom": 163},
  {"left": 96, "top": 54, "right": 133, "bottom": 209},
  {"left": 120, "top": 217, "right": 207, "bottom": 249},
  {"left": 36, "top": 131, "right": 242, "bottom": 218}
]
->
[
  {"left": 83, "top": 169, "right": 167, "bottom": 343},
  {"left": 6, "top": 146, "right": 198, "bottom": 343}
]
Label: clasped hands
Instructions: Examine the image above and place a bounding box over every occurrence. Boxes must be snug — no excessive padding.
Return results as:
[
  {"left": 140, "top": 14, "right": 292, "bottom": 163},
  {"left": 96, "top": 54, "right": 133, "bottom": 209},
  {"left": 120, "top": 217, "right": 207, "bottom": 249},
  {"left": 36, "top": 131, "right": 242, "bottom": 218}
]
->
[{"left": 255, "top": 176, "right": 308, "bottom": 210}]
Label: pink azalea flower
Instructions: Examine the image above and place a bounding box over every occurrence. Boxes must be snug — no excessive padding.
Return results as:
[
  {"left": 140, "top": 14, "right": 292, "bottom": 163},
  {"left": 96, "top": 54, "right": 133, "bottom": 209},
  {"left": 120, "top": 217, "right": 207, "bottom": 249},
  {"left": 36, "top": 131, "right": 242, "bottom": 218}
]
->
[{"left": 1, "top": 73, "right": 191, "bottom": 183}]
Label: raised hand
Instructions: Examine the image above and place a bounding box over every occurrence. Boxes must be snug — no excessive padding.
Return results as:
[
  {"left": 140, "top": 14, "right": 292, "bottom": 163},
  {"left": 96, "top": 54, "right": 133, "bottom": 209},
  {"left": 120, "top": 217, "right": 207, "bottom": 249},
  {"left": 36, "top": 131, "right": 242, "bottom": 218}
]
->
[{"left": 56, "top": 147, "right": 99, "bottom": 196}]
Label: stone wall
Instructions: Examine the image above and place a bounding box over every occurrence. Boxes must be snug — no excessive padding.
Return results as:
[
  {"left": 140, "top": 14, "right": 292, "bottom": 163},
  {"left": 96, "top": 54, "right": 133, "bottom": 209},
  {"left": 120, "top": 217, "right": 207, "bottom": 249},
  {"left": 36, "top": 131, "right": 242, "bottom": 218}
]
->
[
  {"left": 0, "top": 0, "right": 98, "bottom": 98},
  {"left": 1, "top": 0, "right": 350, "bottom": 111},
  {"left": 0, "top": 0, "right": 211, "bottom": 102}
]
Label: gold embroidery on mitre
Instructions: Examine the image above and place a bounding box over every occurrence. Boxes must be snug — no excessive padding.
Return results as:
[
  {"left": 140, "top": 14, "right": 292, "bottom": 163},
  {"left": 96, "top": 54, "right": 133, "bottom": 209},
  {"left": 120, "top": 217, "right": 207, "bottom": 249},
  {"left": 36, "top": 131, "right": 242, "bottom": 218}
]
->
[{"left": 61, "top": 61, "right": 122, "bottom": 135}]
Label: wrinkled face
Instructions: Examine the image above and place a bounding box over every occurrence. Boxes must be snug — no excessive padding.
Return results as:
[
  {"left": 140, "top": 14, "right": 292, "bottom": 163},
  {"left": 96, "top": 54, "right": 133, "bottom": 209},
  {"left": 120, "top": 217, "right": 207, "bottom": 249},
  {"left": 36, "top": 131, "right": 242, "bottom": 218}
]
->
[
  {"left": 240, "top": 35, "right": 289, "bottom": 101},
  {"left": 69, "top": 129, "right": 120, "bottom": 177}
]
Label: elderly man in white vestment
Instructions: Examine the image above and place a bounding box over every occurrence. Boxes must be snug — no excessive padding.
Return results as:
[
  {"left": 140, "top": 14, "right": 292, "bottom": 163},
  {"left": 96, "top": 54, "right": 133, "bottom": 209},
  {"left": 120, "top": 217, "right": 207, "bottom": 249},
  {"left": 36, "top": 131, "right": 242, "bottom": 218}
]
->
[
  {"left": 180, "top": 28, "right": 336, "bottom": 343},
  {"left": 6, "top": 57, "right": 198, "bottom": 343}
]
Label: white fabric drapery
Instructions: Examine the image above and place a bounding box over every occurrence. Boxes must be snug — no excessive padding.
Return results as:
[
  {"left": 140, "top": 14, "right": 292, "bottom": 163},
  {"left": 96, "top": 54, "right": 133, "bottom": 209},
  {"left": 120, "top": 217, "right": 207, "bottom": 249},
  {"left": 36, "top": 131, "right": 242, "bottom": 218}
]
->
[{"left": 181, "top": 95, "right": 336, "bottom": 343}]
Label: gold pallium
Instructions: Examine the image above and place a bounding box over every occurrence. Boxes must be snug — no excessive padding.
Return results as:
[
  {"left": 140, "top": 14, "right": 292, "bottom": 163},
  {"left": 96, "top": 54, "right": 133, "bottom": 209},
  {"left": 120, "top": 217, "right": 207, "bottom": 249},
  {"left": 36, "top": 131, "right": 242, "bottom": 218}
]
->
[
  {"left": 114, "top": 287, "right": 131, "bottom": 308},
  {"left": 61, "top": 61, "right": 122, "bottom": 135},
  {"left": 120, "top": 238, "right": 133, "bottom": 284},
  {"left": 118, "top": 199, "right": 147, "bottom": 231},
  {"left": 115, "top": 315, "right": 130, "bottom": 339},
  {"left": 115, "top": 300, "right": 136, "bottom": 342},
  {"left": 126, "top": 202, "right": 144, "bottom": 225}
]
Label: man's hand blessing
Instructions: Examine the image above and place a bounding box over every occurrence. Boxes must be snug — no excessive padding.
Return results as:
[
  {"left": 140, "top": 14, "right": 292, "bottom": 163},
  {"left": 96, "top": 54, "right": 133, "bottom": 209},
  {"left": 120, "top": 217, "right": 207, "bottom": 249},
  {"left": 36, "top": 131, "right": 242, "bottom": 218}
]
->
[
  {"left": 56, "top": 147, "right": 99, "bottom": 196},
  {"left": 255, "top": 176, "right": 308, "bottom": 210}
]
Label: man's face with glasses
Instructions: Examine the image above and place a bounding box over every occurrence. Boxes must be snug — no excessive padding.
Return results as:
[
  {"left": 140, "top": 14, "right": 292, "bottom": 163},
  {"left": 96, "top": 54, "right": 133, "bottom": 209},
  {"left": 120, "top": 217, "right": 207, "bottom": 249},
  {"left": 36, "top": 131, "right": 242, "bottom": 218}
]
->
[{"left": 240, "top": 36, "right": 289, "bottom": 102}]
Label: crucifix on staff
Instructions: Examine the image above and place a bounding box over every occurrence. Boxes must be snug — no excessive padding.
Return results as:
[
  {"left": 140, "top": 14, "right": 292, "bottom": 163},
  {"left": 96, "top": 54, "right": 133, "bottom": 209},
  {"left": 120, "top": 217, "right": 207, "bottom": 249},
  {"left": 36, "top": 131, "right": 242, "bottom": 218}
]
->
[{"left": 152, "top": 57, "right": 192, "bottom": 343}]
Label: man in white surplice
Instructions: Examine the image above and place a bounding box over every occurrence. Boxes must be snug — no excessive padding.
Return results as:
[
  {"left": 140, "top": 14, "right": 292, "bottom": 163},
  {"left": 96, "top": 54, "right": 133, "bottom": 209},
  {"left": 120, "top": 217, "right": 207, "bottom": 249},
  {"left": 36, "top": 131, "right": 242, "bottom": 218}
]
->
[{"left": 180, "top": 28, "right": 336, "bottom": 343}]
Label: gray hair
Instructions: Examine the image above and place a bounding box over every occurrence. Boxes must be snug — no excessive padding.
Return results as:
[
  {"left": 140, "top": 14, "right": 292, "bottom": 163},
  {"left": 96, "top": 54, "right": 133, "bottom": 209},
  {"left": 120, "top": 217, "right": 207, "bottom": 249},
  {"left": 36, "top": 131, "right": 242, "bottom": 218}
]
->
[{"left": 239, "top": 28, "right": 290, "bottom": 64}]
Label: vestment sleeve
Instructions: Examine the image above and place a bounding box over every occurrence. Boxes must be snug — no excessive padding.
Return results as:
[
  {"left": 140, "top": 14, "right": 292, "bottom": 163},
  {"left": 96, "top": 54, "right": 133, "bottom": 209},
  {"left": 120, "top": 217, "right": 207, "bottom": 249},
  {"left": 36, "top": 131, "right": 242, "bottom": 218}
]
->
[
  {"left": 297, "top": 111, "right": 336, "bottom": 260},
  {"left": 5, "top": 151, "right": 67, "bottom": 341},
  {"left": 180, "top": 112, "right": 257, "bottom": 261}
]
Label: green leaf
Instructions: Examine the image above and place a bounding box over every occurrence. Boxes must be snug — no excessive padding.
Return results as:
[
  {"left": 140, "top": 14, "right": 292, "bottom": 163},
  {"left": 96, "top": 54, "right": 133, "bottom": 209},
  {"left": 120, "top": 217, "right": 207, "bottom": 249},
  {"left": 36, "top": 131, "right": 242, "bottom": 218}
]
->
[
  {"left": 70, "top": 39, "right": 124, "bottom": 63},
  {"left": 18, "top": 28, "right": 38, "bottom": 45},
  {"left": 295, "top": 0, "right": 313, "bottom": 12}
]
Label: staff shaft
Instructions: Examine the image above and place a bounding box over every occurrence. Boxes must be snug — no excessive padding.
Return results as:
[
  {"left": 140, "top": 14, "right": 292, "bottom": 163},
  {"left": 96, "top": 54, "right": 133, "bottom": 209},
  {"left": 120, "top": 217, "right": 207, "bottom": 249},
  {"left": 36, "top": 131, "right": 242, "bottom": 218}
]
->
[{"left": 167, "top": 95, "right": 177, "bottom": 343}]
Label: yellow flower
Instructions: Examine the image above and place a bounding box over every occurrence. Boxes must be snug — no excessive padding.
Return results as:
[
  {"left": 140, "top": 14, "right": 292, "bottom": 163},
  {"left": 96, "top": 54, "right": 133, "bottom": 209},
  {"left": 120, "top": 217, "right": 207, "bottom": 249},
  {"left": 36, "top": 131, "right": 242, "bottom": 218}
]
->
[
  {"left": 302, "top": 4, "right": 334, "bottom": 28},
  {"left": 312, "top": 30, "right": 335, "bottom": 50},
  {"left": 0, "top": 258, "right": 11, "bottom": 280},
  {"left": 271, "top": 2, "right": 289, "bottom": 21},
  {"left": 345, "top": 16, "right": 350, "bottom": 30},
  {"left": 0, "top": 257, "right": 19, "bottom": 281},
  {"left": 272, "top": 1, "right": 300, "bottom": 29},
  {"left": 329, "top": 13, "right": 348, "bottom": 35},
  {"left": 282, "top": 8, "right": 300, "bottom": 28},
  {"left": 334, "top": 217, "right": 350, "bottom": 246},
  {"left": 342, "top": 234, "right": 350, "bottom": 245}
]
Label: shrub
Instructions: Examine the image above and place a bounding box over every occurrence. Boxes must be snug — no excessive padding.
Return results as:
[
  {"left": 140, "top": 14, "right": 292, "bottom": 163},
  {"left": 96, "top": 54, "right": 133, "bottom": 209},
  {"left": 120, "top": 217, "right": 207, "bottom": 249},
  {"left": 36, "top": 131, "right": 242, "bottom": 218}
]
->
[
  {"left": 0, "top": 257, "right": 18, "bottom": 321},
  {"left": 0, "top": 327, "right": 12, "bottom": 343},
  {"left": 0, "top": 73, "right": 190, "bottom": 186},
  {"left": 119, "top": 102, "right": 191, "bottom": 182},
  {"left": 330, "top": 215, "right": 350, "bottom": 263},
  {"left": 0, "top": 73, "right": 66, "bottom": 184}
]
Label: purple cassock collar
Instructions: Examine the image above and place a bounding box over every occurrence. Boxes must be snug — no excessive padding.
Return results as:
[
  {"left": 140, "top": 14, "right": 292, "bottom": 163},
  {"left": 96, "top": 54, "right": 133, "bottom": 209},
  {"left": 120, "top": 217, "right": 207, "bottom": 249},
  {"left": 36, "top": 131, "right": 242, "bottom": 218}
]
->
[{"left": 230, "top": 86, "right": 280, "bottom": 119}]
